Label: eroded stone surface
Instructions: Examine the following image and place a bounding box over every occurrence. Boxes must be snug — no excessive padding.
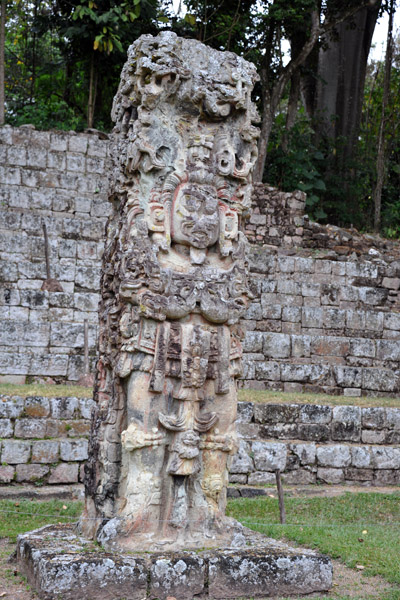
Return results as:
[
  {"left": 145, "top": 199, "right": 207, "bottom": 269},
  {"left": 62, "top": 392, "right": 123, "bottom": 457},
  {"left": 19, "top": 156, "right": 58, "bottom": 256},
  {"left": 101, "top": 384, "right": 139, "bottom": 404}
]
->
[
  {"left": 81, "top": 32, "right": 259, "bottom": 552},
  {"left": 17, "top": 524, "right": 332, "bottom": 600}
]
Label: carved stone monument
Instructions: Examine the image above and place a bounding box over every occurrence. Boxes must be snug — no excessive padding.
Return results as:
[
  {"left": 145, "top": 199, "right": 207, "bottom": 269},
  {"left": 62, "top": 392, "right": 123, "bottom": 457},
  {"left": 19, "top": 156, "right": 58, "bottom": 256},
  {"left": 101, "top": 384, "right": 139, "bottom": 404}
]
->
[
  {"left": 81, "top": 30, "right": 259, "bottom": 551},
  {"left": 16, "top": 33, "right": 333, "bottom": 599}
]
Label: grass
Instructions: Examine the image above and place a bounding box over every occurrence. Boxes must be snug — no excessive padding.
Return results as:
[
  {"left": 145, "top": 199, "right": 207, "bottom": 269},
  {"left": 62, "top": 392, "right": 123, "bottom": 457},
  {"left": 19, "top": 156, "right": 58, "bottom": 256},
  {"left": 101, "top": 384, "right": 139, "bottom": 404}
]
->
[
  {"left": 238, "top": 388, "right": 400, "bottom": 408},
  {"left": 1, "top": 383, "right": 400, "bottom": 407},
  {"left": 0, "top": 499, "right": 83, "bottom": 542},
  {"left": 227, "top": 491, "right": 400, "bottom": 586},
  {"left": 0, "top": 383, "right": 93, "bottom": 398},
  {"left": 0, "top": 496, "right": 399, "bottom": 599}
]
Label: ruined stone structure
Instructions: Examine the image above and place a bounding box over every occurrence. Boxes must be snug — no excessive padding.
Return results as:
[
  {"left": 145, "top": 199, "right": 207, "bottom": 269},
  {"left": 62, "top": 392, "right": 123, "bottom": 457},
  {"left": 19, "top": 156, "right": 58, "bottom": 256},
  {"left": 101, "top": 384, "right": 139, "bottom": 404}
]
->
[
  {"left": 2, "top": 126, "right": 400, "bottom": 396},
  {"left": 80, "top": 32, "right": 259, "bottom": 551}
]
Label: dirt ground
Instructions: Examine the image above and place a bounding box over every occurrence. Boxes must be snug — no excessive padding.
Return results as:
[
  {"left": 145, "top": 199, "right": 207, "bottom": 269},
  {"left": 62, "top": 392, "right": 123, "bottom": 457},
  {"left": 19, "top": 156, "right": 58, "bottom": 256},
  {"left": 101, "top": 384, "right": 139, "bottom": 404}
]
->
[{"left": 0, "top": 537, "right": 397, "bottom": 600}]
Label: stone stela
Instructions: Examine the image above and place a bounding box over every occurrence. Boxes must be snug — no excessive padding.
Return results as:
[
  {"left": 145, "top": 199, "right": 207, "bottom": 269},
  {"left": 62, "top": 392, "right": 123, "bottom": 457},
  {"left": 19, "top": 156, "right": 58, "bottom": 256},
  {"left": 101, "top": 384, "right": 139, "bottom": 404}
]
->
[{"left": 80, "top": 31, "right": 260, "bottom": 551}]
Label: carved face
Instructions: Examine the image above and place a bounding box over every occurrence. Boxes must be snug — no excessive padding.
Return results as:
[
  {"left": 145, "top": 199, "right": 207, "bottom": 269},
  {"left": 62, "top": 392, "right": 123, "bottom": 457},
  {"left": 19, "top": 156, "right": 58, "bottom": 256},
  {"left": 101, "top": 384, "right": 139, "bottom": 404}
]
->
[{"left": 171, "top": 184, "right": 219, "bottom": 249}]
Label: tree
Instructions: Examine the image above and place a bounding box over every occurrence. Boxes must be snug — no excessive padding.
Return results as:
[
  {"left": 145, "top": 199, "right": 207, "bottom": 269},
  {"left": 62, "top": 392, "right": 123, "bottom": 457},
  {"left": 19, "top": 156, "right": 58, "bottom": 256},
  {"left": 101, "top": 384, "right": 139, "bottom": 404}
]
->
[
  {"left": 373, "top": 0, "right": 395, "bottom": 232},
  {"left": 0, "top": 0, "right": 5, "bottom": 125},
  {"left": 252, "top": 0, "right": 381, "bottom": 182}
]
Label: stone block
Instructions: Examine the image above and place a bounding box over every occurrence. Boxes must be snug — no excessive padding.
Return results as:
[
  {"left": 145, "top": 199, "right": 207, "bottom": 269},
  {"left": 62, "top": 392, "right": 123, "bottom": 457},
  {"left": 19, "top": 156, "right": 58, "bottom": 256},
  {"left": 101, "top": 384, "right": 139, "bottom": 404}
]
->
[
  {"left": 344, "top": 468, "right": 374, "bottom": 481},
  {"left": 50, "top": 396, "right": 79, "bottom": 419},
  {"left": 74, "top": 292, "right": 100, "bottom": 311},
  {"left": 362, "top": 407, "right": 386, "bottom": 429},
  {"left": 263, "top": 332, "right": 291, "bottom": 358},
  {"left": 297, "top": 424, "right": 330, "bottom": 442},
  {"left": 302, "top": 307, "right": 323, "bottom": 328},
  {"left": 18, "top": 526, "right": 148, "bottom": 600},
  {"left": 371, "top": 447, "right": 400, "bottom": 469},
  {"left": 26, "top": 146, "right": 47, "bottom": 168},
  {"left": 79, "top": 397, "right": 96, "bottom": 420},
  {"left": 282, "top": 469, "right": 316, "bottom": 485},
  {"left": 0, "top": 465, "right": 15, "bottom": 483},
  {"left": 295, "top": 257, "right": 314, "bottom": 273},
  {"left": 60, "top": 439, "right": 89, "bottom": 461},
  {"left": 15, "top": 418, "right": 47, "bottom": 439},
  {"left": 282, "top": 306, "right": 301, "bottom": 322},
  {"left": 374, "top": 470, "right": 400, "bottom": 485},
  {"left": 0, "top": 396, "right": 25, "bottom": 418},
  {"left": 0, "top": 418, "right": 13, "bottom": 437},
  {"left": 48, "top": 463, "right": 79, "bottom": 484},
  {"left": 384, "top": 312, "right": 400, "bottom": 330},
  {"left": 316, "top": 445, "right": 351, "bottom": 468},
  {"left": 334, "top": 366, "right": 362, "bottom": 388},
  {"left": 243, "top": 331, "right": 264, "bottom": 353},
  {"left": 362, "top": 368, "right": 398, "bottom": 392},
  {"left": 261, "top": 303, "right": 282, "bottom": 319},
  {"left": 385, "top": 408, "right": 400, "bottom": 430},
  {"left": 252, "top": 441, "right": 287, "bottom": 471},
  {"left": 351, "top": 446, "right": 371, "bottom": 468},
  {"left": 1, "top": 440, "right": 31, "bottom": 463},
  {"left": 245, "top": 302, "right": 262, "bottom": 320},
  {"left": 150, "top": 555, "right": 206, "bottom": 599},
  {"left": 230, "top": 440, "right": 254, "bottom": 474},
  {"left": 247, "top": 471, "right": 276, "bottom": 485},
  {"left": 236, "top": 402, "right": 254, "bottom": 424},
  {"left": 254, "top": 403, "right": 300, "bottom": 424},
  {"left": 377, "top": 339, "right": 400, "bottom": 361},
  {"left": 16, "top": 464, "right": 49, "bottom": 483},
  {"left": 229, "top": 473, "right": 247, "bottom": 484},
  {"left": 317, "top": 467, "right": 344, "bottom": 484},
  {"left": 298, "top": 405, "right": 331, "bottom": 424},
  {"left": 361, "top": 429, "right": 386, "bottom": 444},
  {"left": 32, "top": 440, "right": 59, "bottom": 463},
  {"left": 24, "top": 396, "right": 50, "bottom": 418},
  {"left": 280, "top": 364, "right": 311, "bottom": 383},
  {"left": 208, "top": 546, "right": 332, "bottom": 599},
  {"left": 290, "top": 443, "right": 316, "bottom": 465},
  {"left": 254, "top": 361, "right": 281, "bottom": 381},
  {"left": 331, "top": 405, "right": 361, "bottom": 442}
]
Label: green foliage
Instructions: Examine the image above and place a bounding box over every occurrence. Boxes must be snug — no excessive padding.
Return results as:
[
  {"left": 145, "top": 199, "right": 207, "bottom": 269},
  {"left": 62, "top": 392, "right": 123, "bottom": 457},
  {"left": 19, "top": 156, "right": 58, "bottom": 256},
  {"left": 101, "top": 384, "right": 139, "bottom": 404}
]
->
[{"left": 265, "top": 110, "right": 328, "bottom": 220}]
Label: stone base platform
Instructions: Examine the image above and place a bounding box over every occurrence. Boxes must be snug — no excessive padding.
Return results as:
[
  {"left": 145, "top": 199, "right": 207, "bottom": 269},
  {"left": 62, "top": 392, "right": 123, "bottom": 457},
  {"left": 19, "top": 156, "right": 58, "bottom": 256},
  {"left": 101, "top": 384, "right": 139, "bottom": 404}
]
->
[{"left": 17, "top": 524, "right": 332, "bottom": 600}]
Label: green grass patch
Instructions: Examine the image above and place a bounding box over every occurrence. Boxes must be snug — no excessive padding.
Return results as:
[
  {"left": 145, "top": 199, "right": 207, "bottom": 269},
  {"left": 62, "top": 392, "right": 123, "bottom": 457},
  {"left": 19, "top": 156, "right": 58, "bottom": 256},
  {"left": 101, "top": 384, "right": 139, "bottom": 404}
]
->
[
  {"left": 227, "top": 492, "right": 400, "bottom": 585},
  {"left": 1, "top": 383, "right": 400, "bottom": 407},
  {"left": 238, "top": 388, "right": 400, "bottom": 408},
  {"left": 0, "top": 499, "right": 83, "bottom": 542},
  {"left": 0, "top": 383, "right": 93, "bottom": 398}
]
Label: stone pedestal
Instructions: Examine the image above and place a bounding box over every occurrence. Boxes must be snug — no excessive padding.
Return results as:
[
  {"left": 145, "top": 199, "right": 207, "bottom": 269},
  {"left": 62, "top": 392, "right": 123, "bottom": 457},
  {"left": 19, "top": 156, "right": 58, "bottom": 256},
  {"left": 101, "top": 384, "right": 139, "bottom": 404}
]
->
[{"left": 17, "top": 524, "right": 332, "bottom": 600}]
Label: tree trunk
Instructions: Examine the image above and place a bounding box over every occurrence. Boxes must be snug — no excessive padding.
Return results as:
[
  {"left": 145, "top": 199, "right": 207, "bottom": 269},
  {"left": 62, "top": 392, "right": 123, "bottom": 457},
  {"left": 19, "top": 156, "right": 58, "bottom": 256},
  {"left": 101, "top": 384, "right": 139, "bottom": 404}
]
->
[
  {"left": 0, "top": 0, "right": 6, "bottom": 125},
  {"left": 373, "top": 0, "right": 394, "bottom": 233},
  {"left": 87, "top": 52, "right": 98, "bottom": 128},
  {"left": 253, "top": 102, "right": 274, "bottom": 182},
  {"left": 314, "top": 1, "right": 381, "bottom": 166}
]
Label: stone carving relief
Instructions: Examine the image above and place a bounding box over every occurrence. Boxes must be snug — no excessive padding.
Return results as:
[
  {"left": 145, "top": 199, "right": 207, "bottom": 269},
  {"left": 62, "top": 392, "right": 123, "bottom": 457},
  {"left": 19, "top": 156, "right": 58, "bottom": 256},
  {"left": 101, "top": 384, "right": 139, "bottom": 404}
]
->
[{"left": 81, "top": 32, "right": 259, "bottom": 551}]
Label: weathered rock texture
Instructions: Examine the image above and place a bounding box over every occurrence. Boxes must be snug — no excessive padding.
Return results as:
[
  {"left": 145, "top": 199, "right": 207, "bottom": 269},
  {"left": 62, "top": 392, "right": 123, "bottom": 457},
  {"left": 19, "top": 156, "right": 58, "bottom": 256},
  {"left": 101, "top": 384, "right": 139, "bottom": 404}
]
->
[
  {"left": 1, "top": 125, "right": 400, "bottom": 395},
  {"left": 0, "top": 125, "right": 108, "bottom": 382},
  {"left": 80, "top": 32, "right": 259, "bottom": 551},
  {"left": 0, "top": 394, "right": 95, "bottom": 485},
  {"left": 2, "top": 394, "right": 399, "bottom": 488},
  {"left": 17, "top": 524, "right": 332, "bottom": 600}
]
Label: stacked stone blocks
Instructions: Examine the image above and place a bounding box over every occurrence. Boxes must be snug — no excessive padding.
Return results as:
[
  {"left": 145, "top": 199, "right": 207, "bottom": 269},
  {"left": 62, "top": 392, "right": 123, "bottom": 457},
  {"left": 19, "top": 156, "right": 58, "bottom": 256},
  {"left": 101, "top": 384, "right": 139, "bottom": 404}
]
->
[
  {"left": 1, "top": 394, "right": 399, "bottom": 487},
  {"left": 230, "top": 402, "right": 400, "bottom": 486},
  {"left": 0, "top": 395, "right": 95, "bottom": 484},
  {"left": 0, "top": 125, "right": 108, "bottom": 381}
]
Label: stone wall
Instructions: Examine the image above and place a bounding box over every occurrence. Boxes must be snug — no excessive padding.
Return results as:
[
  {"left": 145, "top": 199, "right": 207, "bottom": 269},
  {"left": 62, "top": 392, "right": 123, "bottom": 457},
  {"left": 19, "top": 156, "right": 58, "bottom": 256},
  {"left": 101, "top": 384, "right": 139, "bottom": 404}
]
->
[
  {"left": 0, "top": 125, "right": 109, "bottom": 381},
  {"left": 1, "top": 394, "right": 399, "bottom": 487},
  {"left": 0, "top": 394, "right": 95, "bottom": 485},
  {"left": 230, "top": 401, "right": 400, "bottom": 487},
  {"left": 1, "top": 125, "right": 400, "bottom": 395},
  {"left": 242, "top": 248, "right": 400, "bottom": 396}
]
